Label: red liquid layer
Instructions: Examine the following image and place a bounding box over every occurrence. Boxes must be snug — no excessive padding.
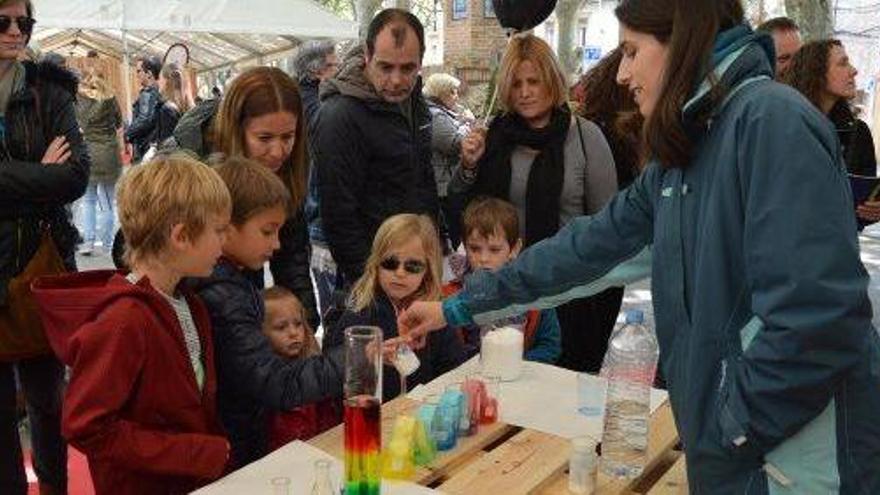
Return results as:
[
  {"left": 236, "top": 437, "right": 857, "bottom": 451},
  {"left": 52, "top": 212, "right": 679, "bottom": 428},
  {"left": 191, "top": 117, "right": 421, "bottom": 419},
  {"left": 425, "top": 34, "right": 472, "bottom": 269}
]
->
[{"left": 344, "top": 396, "right": 381, "bottom": 495}]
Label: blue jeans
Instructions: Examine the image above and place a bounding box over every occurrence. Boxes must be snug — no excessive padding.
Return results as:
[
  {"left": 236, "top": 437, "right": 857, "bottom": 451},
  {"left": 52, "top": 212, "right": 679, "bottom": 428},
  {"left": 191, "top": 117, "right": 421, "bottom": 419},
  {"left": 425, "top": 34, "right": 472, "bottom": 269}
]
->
[
  {"left": 76, "top": 180, "right": 116, "bottom": 249},
  {"left": 0, "top": 355, "right": 67, "bottom": 494}
]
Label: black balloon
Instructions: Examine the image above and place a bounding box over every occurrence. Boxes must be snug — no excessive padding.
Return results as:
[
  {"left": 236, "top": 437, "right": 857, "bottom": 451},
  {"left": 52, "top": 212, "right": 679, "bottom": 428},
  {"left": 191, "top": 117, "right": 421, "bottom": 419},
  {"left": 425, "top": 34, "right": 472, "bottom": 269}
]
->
[{"left": 491, "top": 0, "right": 558, "bottom": 32}]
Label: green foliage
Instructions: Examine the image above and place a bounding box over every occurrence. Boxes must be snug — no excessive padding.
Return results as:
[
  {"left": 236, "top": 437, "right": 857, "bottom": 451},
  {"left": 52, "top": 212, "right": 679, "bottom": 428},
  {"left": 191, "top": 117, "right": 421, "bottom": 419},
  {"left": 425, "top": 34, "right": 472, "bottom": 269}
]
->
[{"left": 314, "top": 0, "right": 356, "bottom": 20}]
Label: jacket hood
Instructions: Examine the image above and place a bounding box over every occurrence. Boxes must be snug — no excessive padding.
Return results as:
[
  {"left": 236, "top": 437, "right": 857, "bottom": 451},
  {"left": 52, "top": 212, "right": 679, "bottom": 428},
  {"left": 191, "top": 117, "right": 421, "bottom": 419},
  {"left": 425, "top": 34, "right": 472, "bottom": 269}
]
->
[
  {"left": 319, "top": 44, "right": 381, "bottom": 103},
  {"left": 682, "top": 24, "right": 774, "bottom": 124},
  {"left": 31, "top": 270, "right": 174, "bottom": 363},
  {"left": 23, "top": 60, "right": 79, "bottom": 96}
]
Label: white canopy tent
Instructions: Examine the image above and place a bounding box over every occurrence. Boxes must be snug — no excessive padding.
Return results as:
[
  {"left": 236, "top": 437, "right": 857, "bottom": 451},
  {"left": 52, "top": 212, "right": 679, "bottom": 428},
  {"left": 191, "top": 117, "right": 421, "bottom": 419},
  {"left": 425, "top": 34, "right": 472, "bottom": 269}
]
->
[
  {"left": 32, "top": 0, "right": 357, "bottom": 71},
  {"left": 30, "top": 0, "right": 357, "bottom": 114}
]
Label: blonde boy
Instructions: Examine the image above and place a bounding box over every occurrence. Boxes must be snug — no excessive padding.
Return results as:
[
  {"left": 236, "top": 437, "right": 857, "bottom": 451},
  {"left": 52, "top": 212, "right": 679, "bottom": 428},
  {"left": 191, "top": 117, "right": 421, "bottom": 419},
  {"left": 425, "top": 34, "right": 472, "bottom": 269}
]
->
[{"left": 32, "top": 153, "right": 232, "bottom": 494}]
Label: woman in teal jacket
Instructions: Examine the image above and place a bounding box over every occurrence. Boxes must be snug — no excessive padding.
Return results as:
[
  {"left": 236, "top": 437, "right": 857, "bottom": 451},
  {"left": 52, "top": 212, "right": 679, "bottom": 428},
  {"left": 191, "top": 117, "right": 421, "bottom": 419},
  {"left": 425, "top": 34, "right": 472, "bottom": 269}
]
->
[{"left": 400, "top": 1, "right": 880, "bottom": 493}]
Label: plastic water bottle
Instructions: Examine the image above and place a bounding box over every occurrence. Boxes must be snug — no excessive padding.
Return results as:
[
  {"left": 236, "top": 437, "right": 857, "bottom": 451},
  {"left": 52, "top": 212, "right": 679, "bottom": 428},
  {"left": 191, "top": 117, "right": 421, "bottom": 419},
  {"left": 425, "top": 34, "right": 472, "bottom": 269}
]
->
[{"left": 599, "top": 309, "right": 659, "bottom": 479}]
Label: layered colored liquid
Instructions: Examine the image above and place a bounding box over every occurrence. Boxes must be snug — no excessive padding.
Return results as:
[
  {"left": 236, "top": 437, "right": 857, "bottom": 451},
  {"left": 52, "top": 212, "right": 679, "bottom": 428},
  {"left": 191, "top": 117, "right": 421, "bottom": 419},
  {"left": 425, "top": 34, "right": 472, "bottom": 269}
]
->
[{"left": 344, "top": 396, "right": 381, "bottom": 495}]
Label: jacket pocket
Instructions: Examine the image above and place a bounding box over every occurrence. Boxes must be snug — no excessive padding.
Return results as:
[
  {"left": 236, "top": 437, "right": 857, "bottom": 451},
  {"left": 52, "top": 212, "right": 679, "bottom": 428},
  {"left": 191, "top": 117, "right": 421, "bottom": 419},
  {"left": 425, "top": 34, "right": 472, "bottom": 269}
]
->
[{"left": 763, "top": 399, "right": 840, "bottom": 494}]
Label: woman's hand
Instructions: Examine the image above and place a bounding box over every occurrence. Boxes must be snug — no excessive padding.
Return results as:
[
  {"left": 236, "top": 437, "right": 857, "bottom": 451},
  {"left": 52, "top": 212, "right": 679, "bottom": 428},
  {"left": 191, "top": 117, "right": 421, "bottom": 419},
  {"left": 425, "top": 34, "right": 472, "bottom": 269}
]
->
[
  {"left": 857, "top": 201, "right": 880, "bottom": 224},
  {"left": 398, "top": 302, "right": 447, "bottom": 349},
  {"left": 41, "top": 136, "right": 71, "bottom": 165},
  {"left": 460, "top": 126, "right": 487, "bottom": 169}
]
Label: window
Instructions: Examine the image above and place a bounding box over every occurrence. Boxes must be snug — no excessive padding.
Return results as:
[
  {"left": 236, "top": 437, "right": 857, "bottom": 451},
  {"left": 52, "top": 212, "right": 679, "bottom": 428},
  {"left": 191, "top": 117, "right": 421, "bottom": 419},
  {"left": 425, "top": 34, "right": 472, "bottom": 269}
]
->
[
  {"left": 452, "top": 0, "right": 468, "bottom": 20},
  {"left": 484, "top": 0, "right": 496, "bottom": 18}
]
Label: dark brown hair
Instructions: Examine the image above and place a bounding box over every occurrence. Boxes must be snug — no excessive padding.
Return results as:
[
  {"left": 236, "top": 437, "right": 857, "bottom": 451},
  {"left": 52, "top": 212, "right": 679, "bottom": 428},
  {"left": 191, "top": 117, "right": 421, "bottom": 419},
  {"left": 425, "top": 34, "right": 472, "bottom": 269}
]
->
[
  {"left": 781, "top": 39, "right": 842, "bottom": 113},
  {"left": 615, "top": 0, "right": 744, "bottom": 168},
  {"left": 462, "top": 197, "right": 520, "bottom": 249},
  {"left": 578, "top": 47, "right": 645, "bottom": 185},
  {"left": 212, "top": 67, "right": 308, "bottom": 212},
  {"left": 366, "top": 8, "right": 425, "bottom": 58},
  {"left": 213, "top": 156, "right": 291, "bottom": 226}
]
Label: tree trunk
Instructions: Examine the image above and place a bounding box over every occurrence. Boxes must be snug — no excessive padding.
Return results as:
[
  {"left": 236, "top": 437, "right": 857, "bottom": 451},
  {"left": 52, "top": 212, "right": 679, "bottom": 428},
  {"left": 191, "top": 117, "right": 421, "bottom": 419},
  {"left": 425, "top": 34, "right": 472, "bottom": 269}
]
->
[
  {"left": 784, "top": 0, "right": 832, "bottom": 41},
  {"left": 357, "top": 0, "right": 385, "bottom": 38},
  {"left": 555, "top": 0, "right": 584, "bottom": 82}
]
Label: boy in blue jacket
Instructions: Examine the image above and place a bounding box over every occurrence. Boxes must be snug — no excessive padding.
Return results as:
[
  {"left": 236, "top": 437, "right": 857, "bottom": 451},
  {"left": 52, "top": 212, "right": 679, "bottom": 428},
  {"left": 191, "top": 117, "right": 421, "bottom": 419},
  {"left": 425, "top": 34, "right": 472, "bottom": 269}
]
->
[{"left": 444, "top": 198, "right": 561, "bottom": 363}]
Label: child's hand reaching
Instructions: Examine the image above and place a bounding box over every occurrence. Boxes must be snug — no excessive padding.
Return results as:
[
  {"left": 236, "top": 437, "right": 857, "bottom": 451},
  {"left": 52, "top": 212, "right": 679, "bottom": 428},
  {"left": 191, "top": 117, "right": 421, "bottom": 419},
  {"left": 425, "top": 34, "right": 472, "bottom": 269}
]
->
[{"left": 372, "top": 336, "right": 409, "bottom": 365}]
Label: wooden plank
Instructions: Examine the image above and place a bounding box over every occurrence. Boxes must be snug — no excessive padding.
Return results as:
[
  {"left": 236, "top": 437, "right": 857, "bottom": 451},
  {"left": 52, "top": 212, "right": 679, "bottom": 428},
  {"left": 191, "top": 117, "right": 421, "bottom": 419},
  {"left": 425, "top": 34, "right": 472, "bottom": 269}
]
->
[
  {"left": 538, "top": 400, "right": 679, "bottom": 495},
  {"left": 308, "top": 396, "right": 515, "bottom": 485},
  {"left": 437, "top": 429, "right": 571, "bottom": 495},
  {"left": 645, "top": 456, "right": 687, "bottom": 495}
]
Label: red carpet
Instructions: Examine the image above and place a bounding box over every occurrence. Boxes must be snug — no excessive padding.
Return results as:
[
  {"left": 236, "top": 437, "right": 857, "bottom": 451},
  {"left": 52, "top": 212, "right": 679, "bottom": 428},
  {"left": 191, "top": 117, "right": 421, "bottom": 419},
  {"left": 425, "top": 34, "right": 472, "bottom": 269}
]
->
[{"left": 25, "top": 447, "right": 94, "bottom": 495}]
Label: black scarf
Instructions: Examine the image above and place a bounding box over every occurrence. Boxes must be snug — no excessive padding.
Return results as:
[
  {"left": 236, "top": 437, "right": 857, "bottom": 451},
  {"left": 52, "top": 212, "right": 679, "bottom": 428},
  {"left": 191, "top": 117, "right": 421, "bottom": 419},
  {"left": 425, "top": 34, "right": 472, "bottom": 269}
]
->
[{"left": 477, "top": 105, "right": 571, "bottom": 246}]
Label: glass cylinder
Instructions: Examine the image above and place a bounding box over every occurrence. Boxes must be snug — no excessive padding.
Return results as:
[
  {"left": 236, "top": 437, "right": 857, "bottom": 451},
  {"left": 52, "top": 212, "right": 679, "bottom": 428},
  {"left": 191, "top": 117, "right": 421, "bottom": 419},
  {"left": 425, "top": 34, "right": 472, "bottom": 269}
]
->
[
  {"left": 310, "top": 460, "right": 336, "bottom": 495},
  {"left": 480, "top": 374, "right": 501, "bottom": 424},
  {"left": 271, "top": 477, "right": 291, "bottom": 495},
  {"left": 344, "top": 326, "right": 383, "bottom": 495}
]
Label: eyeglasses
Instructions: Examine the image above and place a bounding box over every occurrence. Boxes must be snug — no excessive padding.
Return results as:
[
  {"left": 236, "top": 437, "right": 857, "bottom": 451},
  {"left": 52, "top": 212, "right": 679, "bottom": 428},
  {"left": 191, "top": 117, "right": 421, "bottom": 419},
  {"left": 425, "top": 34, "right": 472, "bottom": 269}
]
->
[
  {"left": 0, "top": 16, "right": 35, "bottom": 36},
  {"left": 379, "top": 256, "right": 426, "bottom": 275}
]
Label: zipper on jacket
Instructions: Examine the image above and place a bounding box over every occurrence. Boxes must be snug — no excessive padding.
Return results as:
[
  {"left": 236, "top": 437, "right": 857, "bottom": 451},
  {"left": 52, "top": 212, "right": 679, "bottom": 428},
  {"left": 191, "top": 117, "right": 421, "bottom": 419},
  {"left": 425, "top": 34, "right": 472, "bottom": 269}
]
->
[{"left": 15, "top": 218, "right": 22, "bottom": 272}]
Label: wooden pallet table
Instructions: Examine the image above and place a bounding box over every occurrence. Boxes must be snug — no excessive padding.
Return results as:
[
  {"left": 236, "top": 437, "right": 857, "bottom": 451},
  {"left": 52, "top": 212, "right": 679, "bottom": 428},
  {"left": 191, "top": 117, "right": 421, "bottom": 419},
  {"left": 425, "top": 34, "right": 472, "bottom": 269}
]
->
[{"left": 309, "top": 396, "right": 681, "bottom": 494}]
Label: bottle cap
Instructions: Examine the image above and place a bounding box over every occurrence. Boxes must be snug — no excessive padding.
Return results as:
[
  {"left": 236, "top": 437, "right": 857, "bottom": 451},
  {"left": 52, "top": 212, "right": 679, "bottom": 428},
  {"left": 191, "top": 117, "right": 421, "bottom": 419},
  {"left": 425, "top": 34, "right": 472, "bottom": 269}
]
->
[
  {"left": 624, "top": 309, "right": 645, "bottom": 325},
  {"left": 571, "top": 436, "right": 597, "bottom": 454}
]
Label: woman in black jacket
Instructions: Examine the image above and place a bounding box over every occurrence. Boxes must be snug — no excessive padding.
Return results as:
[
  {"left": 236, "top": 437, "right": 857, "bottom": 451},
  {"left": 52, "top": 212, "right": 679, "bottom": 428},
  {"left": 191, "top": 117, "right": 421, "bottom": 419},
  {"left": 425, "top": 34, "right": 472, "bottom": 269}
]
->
[
  {"left": 783, "top": 39, "right": 876, "bottom": 177},
  {"left": 0, "top": 1, "right": 90, "bottom": 493}
]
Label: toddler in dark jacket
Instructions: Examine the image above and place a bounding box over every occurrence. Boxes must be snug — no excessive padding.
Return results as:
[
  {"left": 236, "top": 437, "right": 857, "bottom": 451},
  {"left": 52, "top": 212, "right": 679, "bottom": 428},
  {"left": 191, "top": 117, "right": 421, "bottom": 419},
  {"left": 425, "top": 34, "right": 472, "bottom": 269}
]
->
[{"left": 324, "top": 214, "right": 466, "bottom": 401}]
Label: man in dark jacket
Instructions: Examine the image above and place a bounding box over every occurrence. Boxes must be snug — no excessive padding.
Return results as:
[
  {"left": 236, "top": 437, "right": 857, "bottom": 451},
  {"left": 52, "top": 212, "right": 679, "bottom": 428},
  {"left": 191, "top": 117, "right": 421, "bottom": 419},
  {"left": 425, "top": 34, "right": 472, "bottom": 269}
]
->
[
  {"left": 313, "top": 9, "right": 442, "bottom": 286},
  {"left": 124, "top": 56, "right": 161, "bottom": 162},
  {"left": 295, "top": 40, "right": 338, "bottom": 133}
]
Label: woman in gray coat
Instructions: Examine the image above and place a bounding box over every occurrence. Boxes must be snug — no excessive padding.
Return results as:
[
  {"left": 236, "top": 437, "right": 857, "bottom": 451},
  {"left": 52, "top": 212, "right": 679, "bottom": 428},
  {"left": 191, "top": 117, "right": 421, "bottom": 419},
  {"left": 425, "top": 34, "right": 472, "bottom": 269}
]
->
[{"left": 424, "top": 73, "right": 471, "bottom": 248}]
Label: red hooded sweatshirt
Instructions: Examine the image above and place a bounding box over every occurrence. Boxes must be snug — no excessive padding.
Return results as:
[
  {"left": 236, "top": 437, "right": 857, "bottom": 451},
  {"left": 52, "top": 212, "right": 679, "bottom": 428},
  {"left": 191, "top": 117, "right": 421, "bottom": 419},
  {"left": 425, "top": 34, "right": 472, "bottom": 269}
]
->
[{"left": 31, "top": 270, "right": 229, "bottom": 494}]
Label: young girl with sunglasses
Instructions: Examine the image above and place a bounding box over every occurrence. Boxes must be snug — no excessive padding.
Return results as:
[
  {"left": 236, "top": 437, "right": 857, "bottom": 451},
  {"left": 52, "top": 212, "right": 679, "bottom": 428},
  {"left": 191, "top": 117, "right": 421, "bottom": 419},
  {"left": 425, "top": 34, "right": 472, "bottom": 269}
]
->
[{"left": 324, "top": 214, "right": 465, "bottom": 401}]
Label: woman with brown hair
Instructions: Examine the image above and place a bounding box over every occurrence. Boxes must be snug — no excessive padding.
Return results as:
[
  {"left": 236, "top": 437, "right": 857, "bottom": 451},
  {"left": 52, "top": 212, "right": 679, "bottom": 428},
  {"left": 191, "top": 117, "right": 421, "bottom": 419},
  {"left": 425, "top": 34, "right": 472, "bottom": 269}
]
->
[
  {"left": 448, "top": 33, "right": 619, "bottom": 372},
  {"left": 782, "top": 39, "right": 880, "bottom": 224},
  {"left": 577, "top": 47, "right": 644, "bottom": 190},
  {"left": 782, "top": 39, "right": 875, "bottom": 177},
  {"left": 115, "top": 66, "right": 317, "bottom": 324},
  {"left": 402, "top": 0, "right": 880, "bottom": 491}
]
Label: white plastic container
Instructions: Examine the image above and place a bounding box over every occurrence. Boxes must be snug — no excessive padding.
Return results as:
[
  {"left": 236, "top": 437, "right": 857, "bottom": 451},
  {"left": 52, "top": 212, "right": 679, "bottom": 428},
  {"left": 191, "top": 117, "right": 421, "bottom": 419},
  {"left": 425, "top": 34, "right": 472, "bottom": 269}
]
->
[{"left": 480, "top": 326, "right": 524, "bottom": 381}]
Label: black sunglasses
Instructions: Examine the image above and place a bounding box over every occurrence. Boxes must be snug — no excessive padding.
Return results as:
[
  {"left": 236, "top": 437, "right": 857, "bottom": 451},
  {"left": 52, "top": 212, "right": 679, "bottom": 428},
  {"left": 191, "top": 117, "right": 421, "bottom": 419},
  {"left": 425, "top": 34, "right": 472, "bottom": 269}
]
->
[
  {"left": 379, "top": 256, "right": 426, "bottom": 275},
  {"left": 0, "top": 16, "right": 35, "bottom": 36}
]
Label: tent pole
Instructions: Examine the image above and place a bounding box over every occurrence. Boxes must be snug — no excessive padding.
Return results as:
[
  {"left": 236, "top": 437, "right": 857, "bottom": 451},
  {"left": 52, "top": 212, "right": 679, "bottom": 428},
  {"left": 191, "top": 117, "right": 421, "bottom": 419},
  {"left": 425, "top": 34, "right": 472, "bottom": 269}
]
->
[{"left": 121, "top": 0, "right": 133, "bottom": 121}]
